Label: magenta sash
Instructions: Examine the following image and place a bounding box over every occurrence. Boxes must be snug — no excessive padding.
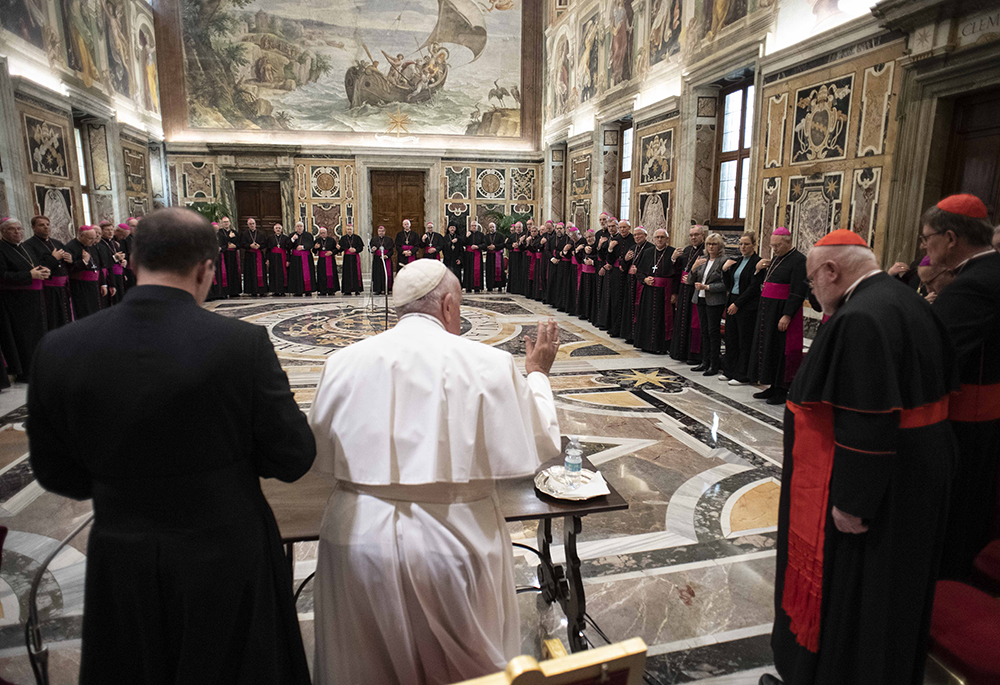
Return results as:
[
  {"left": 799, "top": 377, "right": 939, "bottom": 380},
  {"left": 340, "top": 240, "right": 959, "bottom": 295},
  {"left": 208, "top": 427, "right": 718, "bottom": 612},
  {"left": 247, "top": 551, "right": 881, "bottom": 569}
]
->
[
  {"left": 248, "top": 249, "right": 264, "bottom": 287},
  {"left": 682, "top": 270, "right": 702, "bottom": 354},
  {"left": 218, "top": 252, "right": 228, "bottom": 287},
  {"left": 355, "top": 253, "right": 362, "bottom": 286},
  {"left": 527, "top": 252, "right": 537, "bottom": 280},
  {"left": 293, "top": 249, "right": 312, "bottom": 291},
  {"left": 0, "top": 279, "right": 43, "bottom": 291},
  {"left": 491, "top": 251, "right": 503, "bottom": 280},
  {"left": 319, "top": 254, "right": 335, "bottom": 290},
  {"left": 44, "top": 276, "right": 69, "bottom": 287},
  {"left": 634, "top": 276, "right": 674, "bottom": 339},
  {"left": 112, "top": 264, "right": 124, "bottom": 276},
  {"left": 378, "top": 256, "right": 393, "bottom": 290},
  {"left": 401, "top": 245, "right": 418, "bottom": 265},
  {"left": 466, "top": 246, "right": 482, "bottom": 284},
  {"left": 578, "top": 262, "right": 596, "bottom": 290},
  {"left": 270, "top": 248, "right": 286, "bottom": 286},
  {"left": 71, "top": 271, "right": 99, "bottom": 282},
  {"left": 762, "top": 282, "right": 804, "bottom": 382}
]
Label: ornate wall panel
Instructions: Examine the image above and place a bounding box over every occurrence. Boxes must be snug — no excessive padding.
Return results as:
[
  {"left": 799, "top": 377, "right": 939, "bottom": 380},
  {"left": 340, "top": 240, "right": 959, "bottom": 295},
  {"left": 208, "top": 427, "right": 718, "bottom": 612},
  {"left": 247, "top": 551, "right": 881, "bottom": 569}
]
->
[
  {"left": 849, "top": 167, "right": 881, "bottom": 246},
  {"left": 764, "top": 93, "right": 788, "bottom": 169},
  {"left": 294, "top": 158, "right": 356, "bottom": 233},
  {"left": 791, "top": 75, "right": 854, "bottom": 165},
  {"left": 638, "top": 129, "right": 673, "bottom": 185},
  {"left": 441, "top": 161, "right": 540, "bottom": 229},
  {"left": 550, "top": 150, "right": 565, "bottom": 223},
  {"left": 87, "top": 124, "right": 112, "bottom": 190},
  {"left": 856, "top": 62, "right": 894, "bottom": 158},
  {"left": 786, "top": 173, "right": 843, "bottom": 252},
  {"left": 631, "top": 113, "right": 679, "bottom": 239},
  {"left": 445, "top": 167, "right": 472, "bottom": 200},
  {"left": 759, "top": 176, "right": 781, "bottom": 246},
  {"left": 637, "top": 189, "right": 670, "bottom": 236}
]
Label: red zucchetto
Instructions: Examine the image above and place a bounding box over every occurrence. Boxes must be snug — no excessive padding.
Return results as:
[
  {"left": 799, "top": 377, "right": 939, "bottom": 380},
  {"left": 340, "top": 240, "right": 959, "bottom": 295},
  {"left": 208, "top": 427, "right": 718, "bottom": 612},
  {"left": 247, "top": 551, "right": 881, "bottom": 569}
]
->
[
  {"left": 814, "top": 229, "right": 869, "bottom": 247},
  {"left": 936, "top": 194, "right": 988, "bottom": 219}
]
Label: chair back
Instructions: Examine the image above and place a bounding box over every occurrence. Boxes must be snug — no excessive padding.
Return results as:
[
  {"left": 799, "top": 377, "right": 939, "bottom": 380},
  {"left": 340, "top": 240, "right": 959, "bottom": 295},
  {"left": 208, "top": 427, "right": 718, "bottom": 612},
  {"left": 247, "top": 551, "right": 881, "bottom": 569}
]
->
[{"left": 455, "top": 638, "right": 647, "bottom": 685}]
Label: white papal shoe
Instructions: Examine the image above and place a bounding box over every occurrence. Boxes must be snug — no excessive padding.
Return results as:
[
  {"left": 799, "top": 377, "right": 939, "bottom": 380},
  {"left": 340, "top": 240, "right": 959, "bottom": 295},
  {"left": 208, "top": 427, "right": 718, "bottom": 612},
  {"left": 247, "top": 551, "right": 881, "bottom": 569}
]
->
[{"left": 728, "top": 379, "right": 748, "bottom": 386}]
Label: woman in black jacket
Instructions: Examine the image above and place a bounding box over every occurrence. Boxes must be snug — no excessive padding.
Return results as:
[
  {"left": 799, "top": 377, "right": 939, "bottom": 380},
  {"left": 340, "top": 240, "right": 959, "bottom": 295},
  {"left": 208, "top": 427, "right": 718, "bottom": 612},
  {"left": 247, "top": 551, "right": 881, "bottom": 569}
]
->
[{"left": 720, "top": 230, "right": 764, "bottom": 384}]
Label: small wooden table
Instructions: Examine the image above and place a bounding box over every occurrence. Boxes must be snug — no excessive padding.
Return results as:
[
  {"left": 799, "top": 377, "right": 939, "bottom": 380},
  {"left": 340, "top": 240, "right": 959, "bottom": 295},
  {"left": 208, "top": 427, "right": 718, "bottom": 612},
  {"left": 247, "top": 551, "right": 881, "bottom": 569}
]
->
[{"left": 261, "top": 457, "right": 628, "bottom": 652}]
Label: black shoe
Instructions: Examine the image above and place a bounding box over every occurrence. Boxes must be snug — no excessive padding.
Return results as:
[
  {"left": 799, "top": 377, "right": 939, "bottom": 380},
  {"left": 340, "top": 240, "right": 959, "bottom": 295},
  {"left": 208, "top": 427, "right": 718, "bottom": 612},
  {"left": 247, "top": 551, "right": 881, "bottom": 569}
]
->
[
  {"left": 691, "top": 362, "right": 709, "bottom": 372},
  {"left": 766, "top": 391, "right": 788, "bottom": 405},
  {"left": 759, "top": 675, "right": 783, "bottom": 685},
  {"left": 753, "top": 386, "right": 777, "bottom": 400},
  {"left": 703, "top": 367, "right": 718, "bottom": 377},
  {"left": 685, "top": 358, "right": 700, "bottom": 365}
]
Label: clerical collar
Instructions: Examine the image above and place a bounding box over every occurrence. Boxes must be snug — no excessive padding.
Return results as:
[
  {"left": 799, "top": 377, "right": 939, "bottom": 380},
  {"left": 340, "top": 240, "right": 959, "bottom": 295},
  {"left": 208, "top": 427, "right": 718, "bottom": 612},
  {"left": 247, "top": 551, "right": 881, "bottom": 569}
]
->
[
  {"left": 843, "top": 269, "right": 882, "bottom": 304},
  {"left": 952, "top": 249, "right": 995, "bottom": 274}
]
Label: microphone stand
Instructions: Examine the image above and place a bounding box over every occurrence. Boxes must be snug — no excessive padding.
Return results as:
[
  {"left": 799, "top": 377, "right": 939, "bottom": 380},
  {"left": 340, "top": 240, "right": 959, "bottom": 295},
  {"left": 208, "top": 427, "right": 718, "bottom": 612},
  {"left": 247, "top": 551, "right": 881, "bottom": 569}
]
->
[
  {"left": 27, "top": 513, "right": 94, "bottom": 685},
  {"left": 366, "top": 246, "right": 390, "bottom": 331}
]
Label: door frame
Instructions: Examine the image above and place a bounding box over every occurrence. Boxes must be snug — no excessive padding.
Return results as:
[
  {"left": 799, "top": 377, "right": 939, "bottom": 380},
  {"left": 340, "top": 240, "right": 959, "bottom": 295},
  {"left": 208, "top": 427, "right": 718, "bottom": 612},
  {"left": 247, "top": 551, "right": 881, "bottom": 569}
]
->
[{"left": 219, "top": 169, "right": 294, "bottom": 234}]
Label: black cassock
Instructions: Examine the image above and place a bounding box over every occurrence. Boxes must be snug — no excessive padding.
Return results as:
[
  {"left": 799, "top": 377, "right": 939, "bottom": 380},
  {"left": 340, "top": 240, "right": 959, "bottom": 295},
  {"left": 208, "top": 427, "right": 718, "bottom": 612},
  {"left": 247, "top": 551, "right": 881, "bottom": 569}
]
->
[
  {"left": 933, "top": 250, "right": 1000, "bottom": 578},
  {"left": 122, "top": 233, "right": 136, "bottom": 292},
  {"left": 65, "top": 239, "right": 102, "bottom": 319},
  {"left": 24, "top": 235, "right": 73, "bottom": 329},
  {"left": 526, "top": 236, "right": 544, "bottom": 299},
  {"left": 576, "top": 246, "right": 599, "bottom": 321},
  {"left": 93, "top": 239, "right": 115, "bottom": 309},
  {"left": 266, "top": 234, "right": 289, "bottom": 296},
  {"left": 313, "top": 237, "right": 340, "bottom": 296},
  {"left": 633, "top": 246, "right": 679, "bottom": 354},
  {"left": 219, "top": 228, "right": 242, "bottom": 297},
  {"left": 287, "top": 231, "right": 315, "bottom": 296},
  {"left": 772, "top": 273, "right": 955, "bottom": 685},
  {"left": 421, "top": 231, "right": 445, "bottom": 261},
  {"left": 339, "top": 234, "right": 364, "bottom": 294},
  {"left": 596, "top": 235, "right": 622, "bottom": 330},
  {"left": 544, "top": 235, "right": 564, "bottom": 305},
  {"left": 533, "top": 235, "right": 550, "bottom": 300},
  {"left": 444, "top": 233, "right": 464, "bottom": 282},
  {"left": 748, "top": 249, "right": 808, "bottom": 390},
  {"left": 101, "top": 239, "right": 126, "bottom": 305},
  {"left": 369, "top": 236, "right": 394, "bottom": 295},
  {"left": 607, "top": 236, "right": 634, "bottom": 337},
  {"left": 670, "top": 244, "right": 705, "bottom": 362},
  {"left": 395, "top": 230, "right": 420, "bottom": 270},
  {"left": 484, "top": 231, "right": 506, "bottom": 291},
  {"left": 619, "top": 241, "right": 650, "bottom": 344},
  {"left": 593, "top": 230, "right": 612, "bottom": 321},
  {"left": 240, "top": 230, "right": 268, "bottom": 296},
  {"left": 27, "top": 285, "right": 315, "bottom": 685},
  {"left": 0, "top": 240, "right": 47, "bottom": 379},
  {"left": 506, "top": 233, "right": 524, "bottom": 295},
  {"left": 462, "top": 230, "right": 485, "bottom": 292}
]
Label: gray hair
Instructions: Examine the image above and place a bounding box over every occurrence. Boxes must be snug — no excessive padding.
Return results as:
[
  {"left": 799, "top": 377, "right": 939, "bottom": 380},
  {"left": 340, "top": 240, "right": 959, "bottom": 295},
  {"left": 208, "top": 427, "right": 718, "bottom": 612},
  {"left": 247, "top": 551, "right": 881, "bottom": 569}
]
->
[
  {"left": 809, "top": 244, "right": 877, "bottom": 272},
  {"left": 395, "top": 270, "right": 461, "bottom": 318}
]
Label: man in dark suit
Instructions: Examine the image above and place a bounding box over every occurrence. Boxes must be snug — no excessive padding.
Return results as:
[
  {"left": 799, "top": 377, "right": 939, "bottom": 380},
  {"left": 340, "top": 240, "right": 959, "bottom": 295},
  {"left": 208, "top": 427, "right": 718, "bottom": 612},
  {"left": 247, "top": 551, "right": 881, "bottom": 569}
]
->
[
  {"left": 721, "top": 230, "right": 764, "bottom": 385},
  {"left": 27, "top": 208, "right": 315, "bottom": 685}
]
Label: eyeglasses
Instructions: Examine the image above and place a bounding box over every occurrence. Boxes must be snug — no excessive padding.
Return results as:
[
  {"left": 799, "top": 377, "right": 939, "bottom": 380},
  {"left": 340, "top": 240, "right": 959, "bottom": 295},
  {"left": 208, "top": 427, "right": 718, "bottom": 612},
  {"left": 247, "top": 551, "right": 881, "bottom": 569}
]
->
[
  {"left": 805, "top": 261, "right": 830, "bottom": 287},
  {"left": 919, "top": 230, "right": 944, "bottom": 245}
]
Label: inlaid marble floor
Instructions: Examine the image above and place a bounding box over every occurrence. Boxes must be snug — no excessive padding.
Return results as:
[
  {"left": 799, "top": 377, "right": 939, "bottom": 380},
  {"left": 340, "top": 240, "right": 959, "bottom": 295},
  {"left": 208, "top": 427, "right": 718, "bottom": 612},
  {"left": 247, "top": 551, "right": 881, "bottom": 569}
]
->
[{"left": 0, "top": 291, "right": 946, "bottom": 684}]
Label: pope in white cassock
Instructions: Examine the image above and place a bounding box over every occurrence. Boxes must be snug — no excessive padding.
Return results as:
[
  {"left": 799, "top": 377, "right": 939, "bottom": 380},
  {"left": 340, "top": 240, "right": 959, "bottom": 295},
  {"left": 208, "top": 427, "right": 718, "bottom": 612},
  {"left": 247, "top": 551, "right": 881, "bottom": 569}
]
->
[{"left": 308, "top": 259, "right": 562, "bottom": 685}]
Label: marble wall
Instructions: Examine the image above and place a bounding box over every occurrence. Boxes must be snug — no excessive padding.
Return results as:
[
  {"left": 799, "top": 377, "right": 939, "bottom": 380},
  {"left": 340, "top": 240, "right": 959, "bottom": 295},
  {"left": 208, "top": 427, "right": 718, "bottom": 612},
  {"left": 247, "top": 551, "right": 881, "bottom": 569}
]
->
[
  {"left": 120, "top": 131, "right": 152, "bottom": 217},
  {"left": 568, "top": 142, "right": 594, "bottom": 228},
  {"left": 753, "top": 41, "right": 904, "bottom": 254},
  {"left": 440, "top": 161, "right": 541, "bottom": 232},
  {"left": 295, "top": 159, "right": 356, "bottom": 233}
]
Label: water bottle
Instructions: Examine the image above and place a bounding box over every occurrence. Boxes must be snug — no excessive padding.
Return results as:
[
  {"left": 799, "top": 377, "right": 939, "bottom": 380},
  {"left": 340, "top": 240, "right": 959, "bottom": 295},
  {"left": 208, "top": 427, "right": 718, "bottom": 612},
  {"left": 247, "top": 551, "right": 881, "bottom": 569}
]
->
[{"left": 564, "top": 437, "right": 583, "bottom": 488}]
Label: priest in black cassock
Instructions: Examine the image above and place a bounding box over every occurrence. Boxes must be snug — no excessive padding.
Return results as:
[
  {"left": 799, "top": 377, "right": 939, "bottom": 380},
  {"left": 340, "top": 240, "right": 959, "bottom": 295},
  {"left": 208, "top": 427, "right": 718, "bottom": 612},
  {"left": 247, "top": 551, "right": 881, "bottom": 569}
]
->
[
  {"left": 395, "top": 219, "right": 419, "bottom": 269},
  {"left": 444, "top": 225, "right": 464, "bottom": 281},
  {"left": 99, "top": 223, "right": 127, "bottom": 305},
  {"left": 923, "top": 194, "right": 1000, "bottom": 579},
  {"left": 594, "top": 215, "right": 613, "bottom": 321},
  {"left": 65, "top": 226, "right": 103, "bottom": 318},
  {"left": 118, "top": 222, "right": 136, "bottom": 292},
  {"left": 25, "top": 215, "right": 73, "bottom": 329},
  {"left": 607, "top": 222, "right": 635, "bottom": 337},
  {"left": 620, "top": 226, "right": 650, "bottom": 345},
  {"left": 313, "top": 227, "right": 340, "bottom": 296},
  {"left": 0, "top": 218, "right": 49, "bottom": 382},
  {"left": 219, "top": 216, "right": 242, "bottom": 297},
  {"left": 93, "top": 223, "right": 116, "bottom": 308},
  {"left": 764, "top": 230, "right": 955, "bottom": 685},
  {"left": 463, "top": 221, "right": 485, "bottom": 293},
  {"left": 520, "top": 220, "right": 535, "bottom": 294},
  {"left": 484, "top": 222, "right": 506, "bottom": 292},
  {"left": 240, "top": 217, "right": 267, "bottom": 297},
  {"left": 266, "top": 223, "right": 288, "bottom": 297},
  {"left": 526, "top": 224, "right": 544, "bottom": 300},
  {"left": 533, "top": 222, "right": 551, "bottom": 300},
  {"left": 339, "top": 224, "right": 364, "bottom": 295},
  {"left": 749, "top": 227, "right": 808, "bottom": 405},
  {"left": 421, "top": 221, "right": 444, "bottom": 260},
  {"left": 370, "top": 225, "right": 394, "bottom": 295},
  {"left": 506, "top": 222, "right": 525, "bottom": 295},
  {"left": 633, "top": 228, "right": 678, "bottom": 354},
  {"left": 670, "top": 224, "right": 707, "bottom": 363},
  {"left": 27, "top": 208, "right": 315, "bottom": 685},
  {"left": 576, "top": 229, "right": 600, "bottom": 320},
  {"left": 544, "top": 224, "right": 564, "bottom": 305},
  {"left": 596, "top": 219, "right": 622, "bottom": 330},
  {"left": 287, "top": 221, "right": 315, "bottom": 297}
]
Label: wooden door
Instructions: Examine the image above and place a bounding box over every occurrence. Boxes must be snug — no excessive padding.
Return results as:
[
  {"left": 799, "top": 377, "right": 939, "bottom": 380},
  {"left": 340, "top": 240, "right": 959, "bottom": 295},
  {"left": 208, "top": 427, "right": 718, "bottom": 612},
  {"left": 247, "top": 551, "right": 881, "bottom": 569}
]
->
[
  {"left": 943, "top": 87, "right": 1000, "bottom": 224},
  {"left": 370, "top": 171, "right": 425, "bottom": 243},
  {"left": 235, "top": 181, "right": 283, "bottom": 230}
]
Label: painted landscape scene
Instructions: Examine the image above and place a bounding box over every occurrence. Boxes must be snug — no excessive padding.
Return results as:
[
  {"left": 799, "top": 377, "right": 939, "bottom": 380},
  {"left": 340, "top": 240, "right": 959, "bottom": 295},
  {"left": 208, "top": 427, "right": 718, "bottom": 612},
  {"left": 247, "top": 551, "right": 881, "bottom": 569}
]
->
[{"left": 181, "top": 0, "right": 523, "bottom": 136}]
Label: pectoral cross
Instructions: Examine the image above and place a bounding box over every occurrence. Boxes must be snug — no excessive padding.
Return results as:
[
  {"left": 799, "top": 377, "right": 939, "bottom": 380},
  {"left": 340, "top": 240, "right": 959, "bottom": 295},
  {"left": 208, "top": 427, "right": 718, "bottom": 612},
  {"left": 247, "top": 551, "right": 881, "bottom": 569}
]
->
[{"left": 652, "top": 265, "right": 658, "bottom": 273}]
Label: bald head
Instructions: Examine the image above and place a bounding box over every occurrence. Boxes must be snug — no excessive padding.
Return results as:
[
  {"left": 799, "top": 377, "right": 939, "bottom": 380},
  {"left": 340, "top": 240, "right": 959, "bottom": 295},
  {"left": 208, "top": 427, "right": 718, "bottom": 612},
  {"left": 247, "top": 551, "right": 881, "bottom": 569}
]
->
[{"left": 806, "top": 244, "right": 878, "bottom": 316}]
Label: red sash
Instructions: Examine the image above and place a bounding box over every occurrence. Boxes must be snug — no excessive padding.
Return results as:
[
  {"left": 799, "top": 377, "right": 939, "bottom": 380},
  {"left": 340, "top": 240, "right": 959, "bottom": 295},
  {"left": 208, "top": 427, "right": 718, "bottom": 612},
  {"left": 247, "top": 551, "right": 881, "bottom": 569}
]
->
[
  {"left": 465, "top": 246, "right": 481, "bottom": 284},
  {"left": 400, "top": 245, "right": 418, "bottom": 265},
  {"left": 578, "top": 261, "right": 594, "bottom": 289},
  {"left": 950, "top": 382, "right": 1000, "bottom": 423},
  {"left": 0, "top": 279, "right": 43, "bottom": 291},
  {"left": 682, "top": 270, "right": 702, "bottom": 353},
  {"left": 377, "top": 255, "right": 393, "bottom": 291},
  {"left": 270, "top": 248, "right": 287, "bottom": 286},
  {"left": 112, "top": 264, "right": 124, "bottom": 276},
  {"left": 318, "top": 254, "right": 335, "bottom": 290},
  {"left": 293, "top": 249, "right": 312, "bottom": 291},
  {"left": 762, "top": 282, "right": 804, "bottom": 382},
  {"left": 70, "top": 271, "right": 100, "bottom": 282},
  {"left": 633, "top": 276, "right": 674, "bottom": 339},
  {"left": 217, "top": 253, "right": 228, "bottom": 287},
  {"left": 247, "top": 249, "right": 264, "bottom": 288},
  {"left": 491, "top": 251, "right": 503, "bottom": 281},
  {"left": 44, "top": 276, "right": 69, "bottom": 287},
  {"left": 527, "top": 252, "right": 537, "bottom": 281}
]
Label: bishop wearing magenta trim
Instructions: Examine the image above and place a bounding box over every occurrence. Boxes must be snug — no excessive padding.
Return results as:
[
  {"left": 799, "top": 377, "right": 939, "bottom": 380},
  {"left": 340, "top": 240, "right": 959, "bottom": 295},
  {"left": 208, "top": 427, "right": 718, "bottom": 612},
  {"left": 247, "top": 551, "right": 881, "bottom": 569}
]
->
[
  {"left": 395, "top": 219, "right": 419, "bottom": 270},
  {"left": 218, "top": 217, "right": 242, "bottom": 297},
  {"left": 484, "top": 222, "right": 506, "bottom": 292},
  {"left": 669, "top": 224, "right": 706, "bottom": 363},
  {"left": 766, "top": 230, "right": 955, "bottom": 685},
  {"left": 313, "top": 227, "right": 340, "bottom": 296},
  {"left": 0, "top": 217, "right": 49, "bottom": 383},
  {"left": 239, "top": 217, "right": 267, "bottom": 297},
  {"left": 463, "top": 221, "right": 485, "bottom": 293},
  {"left": 370, "top": 225, "right": 394, "bottom": 295},
  {"left": 339, "top": 224, "right": 364, "bottom": 295},
  {"left": 287, "top": 222, "right": 315, "bottom": 297},
  {"left": 748, "top": 227, "right": 807, "bottom": 405},
  {"left": 24, "top": 215, "right": 74, "bottom": 329},
  {"left": 65, "top": 226, "right": 103, "bottom": 319},
  {"left": 633, "top": 228, "right": 678, "bottom": 354},
  {"left": 421, "top": 221, "right": 444, "bottom": 260},
  {"left": 266, "top": 224, "right": 289, "bottom": 297}
]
